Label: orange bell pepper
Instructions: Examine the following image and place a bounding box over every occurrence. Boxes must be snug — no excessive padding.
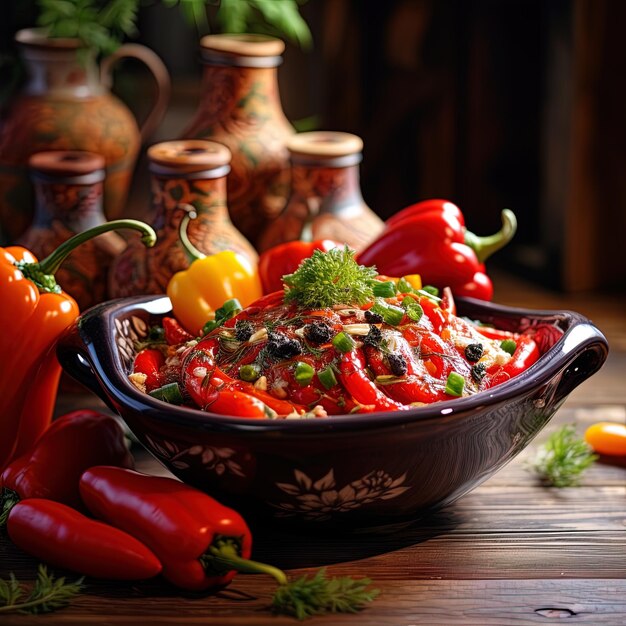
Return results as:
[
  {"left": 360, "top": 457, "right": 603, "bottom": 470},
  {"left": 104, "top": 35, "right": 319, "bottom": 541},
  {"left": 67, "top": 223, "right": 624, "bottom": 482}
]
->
[{"left": 0, "top": 220, "right": 156, "bottom": 471}]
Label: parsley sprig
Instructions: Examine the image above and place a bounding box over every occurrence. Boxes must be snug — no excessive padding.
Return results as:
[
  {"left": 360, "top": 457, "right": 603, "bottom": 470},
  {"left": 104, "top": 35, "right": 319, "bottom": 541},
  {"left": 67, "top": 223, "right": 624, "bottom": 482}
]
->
[
  {"left": 0, "top": 565, "right": 83, "bottom": 615},
  {"left": 531, "top": 425, "right": 598, "bottom": 487},
  {"left": 272, "top": 568, "right": 379, "bottom": 620},
  {"left": 283, "top": 247, "right": 378, "bottom": 309}
]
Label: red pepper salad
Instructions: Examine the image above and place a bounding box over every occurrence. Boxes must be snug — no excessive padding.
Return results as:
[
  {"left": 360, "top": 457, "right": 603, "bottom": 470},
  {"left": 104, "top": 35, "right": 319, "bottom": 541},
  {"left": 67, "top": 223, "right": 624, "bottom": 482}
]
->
[{"left": 130, "top": 248, "right": 540, "bottom": 418}]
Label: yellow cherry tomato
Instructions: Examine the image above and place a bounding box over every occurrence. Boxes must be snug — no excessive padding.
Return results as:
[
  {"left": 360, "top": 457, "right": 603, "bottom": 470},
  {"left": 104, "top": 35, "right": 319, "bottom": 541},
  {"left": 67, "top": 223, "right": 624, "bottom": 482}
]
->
[{"left": 584, "top": 422, "right": 626, "bottom": 456}]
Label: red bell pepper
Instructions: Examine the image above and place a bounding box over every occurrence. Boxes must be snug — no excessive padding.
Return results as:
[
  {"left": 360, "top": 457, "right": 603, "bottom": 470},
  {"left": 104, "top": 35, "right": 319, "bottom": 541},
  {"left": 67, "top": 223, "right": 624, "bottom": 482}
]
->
[
  {"left": 258, "top": 239, "right": 340, "bottom": 294},
  {"left": 7, "top": 499, "right": 162, "bottom": 580},
  {"left": 0, "top": 410, "right": 133, "bottom": 525},
  {"left": 357, "top": 199, "right": 517, "bottom": 300},
  {"left": 79, "top": 467, "right": 288, "bottom": 591}
]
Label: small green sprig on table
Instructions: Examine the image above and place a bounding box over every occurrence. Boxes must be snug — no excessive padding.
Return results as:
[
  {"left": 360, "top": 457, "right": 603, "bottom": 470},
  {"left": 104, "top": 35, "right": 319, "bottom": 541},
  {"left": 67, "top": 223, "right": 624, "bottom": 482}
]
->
[
  {"left": 531, "top": 425, "right": 598, "bottom": 487},
  {"left": 0, "top": 565, "right": 83, "bottom": 615}
]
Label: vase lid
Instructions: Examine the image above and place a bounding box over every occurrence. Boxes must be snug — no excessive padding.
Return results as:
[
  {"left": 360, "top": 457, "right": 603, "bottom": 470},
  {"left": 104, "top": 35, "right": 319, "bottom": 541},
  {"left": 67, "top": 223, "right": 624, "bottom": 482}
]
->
[
  {"left": 29, "top": 151, "right": 105, "bottom": 177},
  {"left": 148, "top": 140, "right": 231, "bottom": 176},
  {"left": 287, "top": 132, "right": 364, "bottom": 167}
]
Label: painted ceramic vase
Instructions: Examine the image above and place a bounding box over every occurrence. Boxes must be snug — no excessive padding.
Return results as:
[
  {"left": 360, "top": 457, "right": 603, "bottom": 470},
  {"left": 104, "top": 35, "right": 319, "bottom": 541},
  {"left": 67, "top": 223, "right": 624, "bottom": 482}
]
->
[
  {"left": 108, "top": 140, "right": 258, "bottom": 298},
  {"left": 258, "top": 132, "right": 384, "bottom": 252},
  {"left": 0, "top": 29, "right": 170, "bottom": 242},
  {"left": 180, "top": 34, "right": 294, "bottom": 246},
  {"left": 18, "top": 151, "right": 126, "bottom": 310}
]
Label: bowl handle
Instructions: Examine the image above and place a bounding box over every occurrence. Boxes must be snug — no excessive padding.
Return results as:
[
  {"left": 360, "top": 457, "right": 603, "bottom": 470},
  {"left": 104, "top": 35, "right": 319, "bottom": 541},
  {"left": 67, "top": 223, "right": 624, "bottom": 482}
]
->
[
  {"left": 552, "top": 323, "right": 609, "bottom": 404},
  {"left": 56, "top": 322, "right": 119, "bottom": 413}
]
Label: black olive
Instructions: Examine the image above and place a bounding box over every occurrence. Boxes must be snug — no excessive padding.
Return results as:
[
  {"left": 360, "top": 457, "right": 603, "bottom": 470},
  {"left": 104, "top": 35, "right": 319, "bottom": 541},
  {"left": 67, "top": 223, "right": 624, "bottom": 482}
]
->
[
  {"left": 363, "top": 325, "right": 383, "bottom": 348},
  {"left": 364, "top": 310, "right": 384, "bottom": 324},
  {"left": 304, "top": 320, "right": 333, "bottom": 344},
  {"left": 471, "top": 362, "right": 487, "bottom": 383},
  {"left": 387, "top": 353, "right": 408, "bottom": 377},
  {"left": 234, "top": 320, "right": 254, "bottom": 342},
  {"left": 465, "top": 343, "right": 484, "bottom": 362},
  {"left": 267, "top": 331, "right": 302, "bottom": 359}
]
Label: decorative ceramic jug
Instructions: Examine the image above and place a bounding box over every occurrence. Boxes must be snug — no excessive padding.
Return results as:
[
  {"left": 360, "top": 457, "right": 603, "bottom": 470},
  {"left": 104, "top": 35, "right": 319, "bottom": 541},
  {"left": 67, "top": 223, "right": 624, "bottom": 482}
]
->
[
  {"left": 0, "top": 28, "right": 170, "bottom": 242},
  {"left": 258, "top": 132, "right": 384, "bottom": 252},
  {"left": 18, "top": 151, "right": 126, "bottom": 310},
  {"left": 108, "top": 140, "right": 258, "bottom": 298},
  {"left": 181, "top": 34, "right": 294, "bottom": 246}
]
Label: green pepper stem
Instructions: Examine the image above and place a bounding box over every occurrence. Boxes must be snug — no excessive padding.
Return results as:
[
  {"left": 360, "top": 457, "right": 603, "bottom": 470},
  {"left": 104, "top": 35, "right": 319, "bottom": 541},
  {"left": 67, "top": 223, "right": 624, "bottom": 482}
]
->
[
  {"left": 464, "top": 209, "right": 517, "bottom": 264},
  {"left": 37, "top": 219, "right": 157, "bottom": 276},
  {"left": 177, "top": 204, "right": 205, "bottom": 264},
  {"left": 200, "top": 539, "right": 288, "bottom": 586},
  {"left": 0, "top": 489, "right": 19, "bottom": 528}
]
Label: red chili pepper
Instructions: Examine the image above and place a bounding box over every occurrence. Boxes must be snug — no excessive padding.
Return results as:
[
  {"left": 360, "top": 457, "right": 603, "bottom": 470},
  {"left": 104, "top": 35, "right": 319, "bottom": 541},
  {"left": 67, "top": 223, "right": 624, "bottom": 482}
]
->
[
  {"left": 163, "top": 316, "right": 194, "bottom": 345},
  {"left": 357, "top": 199, "right": 517, "bottom": 300},
  {"left": 133, "top": 348, "right": 166, "bottom": 392},
  {"left": 258, "top": 239, "right": 340, "bottom": 294},
  {"left": 339, "top": 349, "right": 408, "bottom": 413},
  {"left": 79, "top": 467, "right": 289, "bottom": 591},
  {"left": 7, "top": 499, "right": 162, "bottom": 580},
  {"left": 0, "top": 410, "right": 133, "bottom": 525},
  {"left": 484, "top": 334, "right": 540, "bottom": 388}
]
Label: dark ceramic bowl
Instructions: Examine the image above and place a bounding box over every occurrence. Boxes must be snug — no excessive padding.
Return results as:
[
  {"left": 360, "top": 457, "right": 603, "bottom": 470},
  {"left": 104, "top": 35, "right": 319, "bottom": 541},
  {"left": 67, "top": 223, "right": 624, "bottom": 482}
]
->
[{"left": 57, "top": 295, "right": 608, "bottom": 529}]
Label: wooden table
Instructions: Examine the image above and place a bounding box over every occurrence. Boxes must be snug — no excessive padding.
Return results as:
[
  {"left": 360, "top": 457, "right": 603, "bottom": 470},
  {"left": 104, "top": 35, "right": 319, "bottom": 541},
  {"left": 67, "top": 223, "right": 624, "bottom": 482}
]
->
[
  {"left": 2, "top": 402, "right": 624, "bottom": 625},
  {"left": 2, "top": 277, "right": 625, "bottom": 625}
]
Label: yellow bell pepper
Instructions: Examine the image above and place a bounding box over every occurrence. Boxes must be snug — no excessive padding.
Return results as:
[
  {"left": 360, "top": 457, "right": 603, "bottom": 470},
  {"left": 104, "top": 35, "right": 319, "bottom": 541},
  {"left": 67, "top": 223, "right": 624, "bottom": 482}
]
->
[{"left": 167, "top": 211, "right": 262, "bottom": 335}]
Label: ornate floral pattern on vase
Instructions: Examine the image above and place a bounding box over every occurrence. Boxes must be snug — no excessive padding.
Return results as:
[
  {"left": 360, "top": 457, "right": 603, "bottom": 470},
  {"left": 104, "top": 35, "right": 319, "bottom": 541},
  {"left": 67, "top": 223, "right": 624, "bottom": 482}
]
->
[
  {"left": 180, "top": 34, "right": 294, "bottom": 245},
  {"left": 0, "top": 29, "right": 170, "bottom": 242},
  {"left": 258, "top": 131, "right": 384, "bottom": 252},
  {"left": 18, "top": 151, "right": 126, "bottom": 309},
  {"left": 108, "top": 140, "right": 258, "bottom": 298}
]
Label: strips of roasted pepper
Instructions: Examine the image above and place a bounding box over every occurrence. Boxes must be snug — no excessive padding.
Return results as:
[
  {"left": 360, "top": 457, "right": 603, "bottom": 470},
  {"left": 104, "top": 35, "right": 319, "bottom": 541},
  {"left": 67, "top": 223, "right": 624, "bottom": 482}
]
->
[
  {"left": 167, "top": 209, "right": 262, "bottom": 335},
  {"left": 0, "top": 220, "right": 156, "bottom": 471}
]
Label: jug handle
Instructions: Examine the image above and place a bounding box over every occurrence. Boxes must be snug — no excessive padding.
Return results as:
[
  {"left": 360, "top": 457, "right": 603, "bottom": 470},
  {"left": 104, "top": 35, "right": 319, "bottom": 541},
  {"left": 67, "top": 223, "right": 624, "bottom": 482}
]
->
[{"left": 100, "top": 43, "right": 171, "bottom": 143}]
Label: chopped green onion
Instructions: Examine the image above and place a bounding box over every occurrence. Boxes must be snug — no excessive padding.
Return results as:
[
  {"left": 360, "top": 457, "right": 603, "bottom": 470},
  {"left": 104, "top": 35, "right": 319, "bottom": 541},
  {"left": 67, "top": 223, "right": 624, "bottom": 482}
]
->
[
  {"left": 396, "top": 277, "right": 415, "bottom": 294},
  {"left": 421, "top": 285, "right": 439, "bottom": 297},
  {"left": 202, "top": 298, "right": 243, "bottom": 335},
  {"left": 239, "top": 364, "right": 261, "bottom": 382},
  {"left": 401, "top": 298, "right": 423, "bottom": 322},
  {"left": 370, "top": 299, "right": 405, "bottom": 326},
  {"left": 444, "top": 372, "right": 465, "bottom": 397},
  {"left": 332, "top": 331, "right": 356, "bottom": 353},
  {"left": 294, "top": 361, "right": 315, "bottom": 386},
  {"left": 500, "top": 339, "right": 517, "bottom": 355},
  {"left": 318, "top": 365, "right": 338, "bottom": 389},
  {"left": 372, "top": 280, "right": 397, "bottom": 298},
  {"left": 149, "top": 382, "right": 183, "bottom": 405}
]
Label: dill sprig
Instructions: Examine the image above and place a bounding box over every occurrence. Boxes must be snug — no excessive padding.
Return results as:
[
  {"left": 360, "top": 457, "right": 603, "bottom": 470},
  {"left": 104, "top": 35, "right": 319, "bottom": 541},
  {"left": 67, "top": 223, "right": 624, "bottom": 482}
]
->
[
  {"left": 272, "top": 568, "right": 379, "bottom": 620},
  {"left": 0, "top": 565, "right": 83, "bottom": 615},
  {"left": 531, "top": 425, "right": 598, "bottom": 487},
  {"left": 283, "top": 247, "right": 378, "bottom": 309}
]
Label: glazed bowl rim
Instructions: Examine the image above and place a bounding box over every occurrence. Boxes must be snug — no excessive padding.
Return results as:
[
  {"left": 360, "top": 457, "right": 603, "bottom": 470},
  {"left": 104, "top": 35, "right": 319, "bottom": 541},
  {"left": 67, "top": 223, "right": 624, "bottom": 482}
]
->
[{"left": 71, "top": 294, "right": 608, "bottom": 434}]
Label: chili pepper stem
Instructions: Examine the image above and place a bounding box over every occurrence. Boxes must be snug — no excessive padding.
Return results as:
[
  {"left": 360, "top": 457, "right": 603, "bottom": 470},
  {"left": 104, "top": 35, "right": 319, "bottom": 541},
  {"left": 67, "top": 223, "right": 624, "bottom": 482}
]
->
[
  {"left": 17, "top": 219, "right": 157, "bottom": 293},
  {"left": 177, "top": 204, "right": 205, "bottom": 264},
  {"left": 464, "top": 209, "right": 517, "bottom": 264},
  {"left": 202, "top": 541, "right": 288, "bottom": 586}
]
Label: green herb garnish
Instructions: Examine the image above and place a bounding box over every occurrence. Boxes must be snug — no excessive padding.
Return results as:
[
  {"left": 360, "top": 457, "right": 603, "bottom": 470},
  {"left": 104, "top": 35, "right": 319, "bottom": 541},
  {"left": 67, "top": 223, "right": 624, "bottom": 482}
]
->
[
  {"left": 318, "top": 365, "right": 338, "bottom": 389},
  {"left": 0, "top": 565, "right": 83, "bottom": 615},
  {"left": 500, "top": 339, "right": 517, "bottom": 355},
  {"left": 283, "top": 247, "right": 378, "bottom": 309},
  {"left": 239, "top": 364, "right": 261, "bottom": 382},
  {"left": 332, "top": 331, "right": 356, "bottom": 354},
  {"left": 531, "top": 425, "right": 598, "bottom": 487},
  {"left": 271, "top": 568, "right": 379, "bottom": 620}
]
